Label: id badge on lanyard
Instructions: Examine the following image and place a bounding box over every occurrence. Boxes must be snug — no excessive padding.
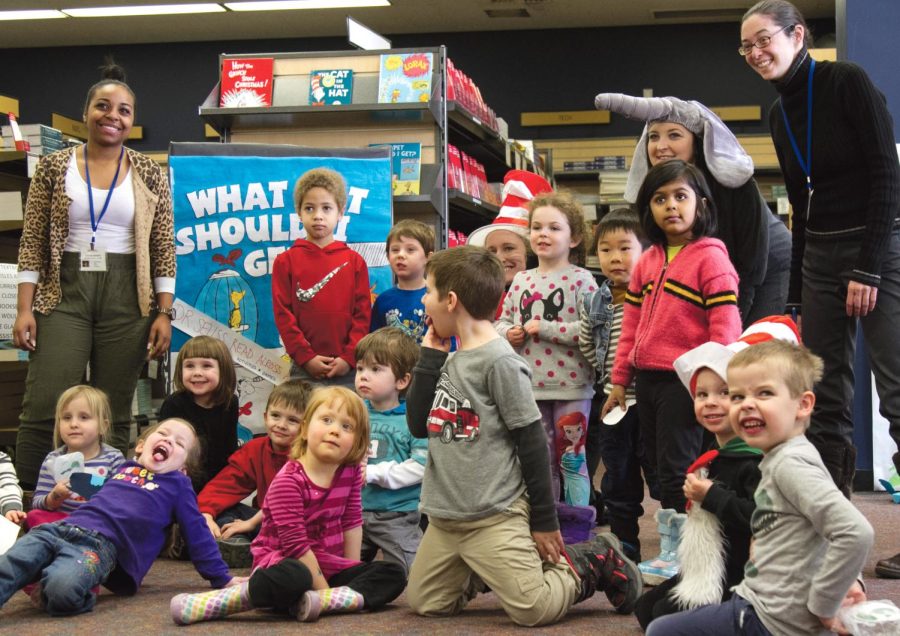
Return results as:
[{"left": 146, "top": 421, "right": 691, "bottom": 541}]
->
[
  {"left": 780, "top": 57, "right": 816, "bottom": 221},
  {"left": 81, "top": 143, "right": 124, "bottom": 272}
]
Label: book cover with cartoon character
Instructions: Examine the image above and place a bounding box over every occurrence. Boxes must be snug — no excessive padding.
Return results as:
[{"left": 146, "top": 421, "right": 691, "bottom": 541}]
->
[
  {"left": 377, "top": 53, "right": 433, "bottom": 104},
  {"left": 309, "top": 69, "right": 353, "bottom": 106},
  {"left": 220, "top": 58, "right": 274, "bottom": 108},
  {"left": 369, "top": 142, "right": 421, "bottom": 195}
]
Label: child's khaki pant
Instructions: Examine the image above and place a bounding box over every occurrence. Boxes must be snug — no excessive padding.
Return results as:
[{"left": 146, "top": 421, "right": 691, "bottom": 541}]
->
[{"left": 407, "top": 496, "right": 578, "bottom": 627}]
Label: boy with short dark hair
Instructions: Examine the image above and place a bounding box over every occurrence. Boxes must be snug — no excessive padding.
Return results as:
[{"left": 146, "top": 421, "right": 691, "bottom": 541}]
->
[
  {"left": 370, "top": 219, "right": 435, "bottom": 343},
  {"left": 355, "top": 326, "right": 425, "bottom": 575},
  {"left": 406, "top": 246, "right": 641, "bottom": 626},
  {"left": 272, "top": 167, "right": 371, "bottom": 385},
  {"left": 198, "top": 379, "right": 312, "bottom": 568},
  {"left": 579, "top": 208, "right": 656, "bottom": 563},
  {"left": 647, "top": 340, "right": 875, "bottom": 636}
]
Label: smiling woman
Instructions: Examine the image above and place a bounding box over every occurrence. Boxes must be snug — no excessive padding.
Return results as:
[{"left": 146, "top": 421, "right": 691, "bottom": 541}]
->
[{"left": 12, "top": 61, "right": 176, "bottom": 490}]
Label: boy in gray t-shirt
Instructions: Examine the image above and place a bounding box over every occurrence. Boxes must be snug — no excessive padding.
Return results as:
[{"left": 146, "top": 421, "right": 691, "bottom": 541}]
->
[
  {"left": 647, "top": 340, "right": 874, "bottom": 636},
  {"left": 405, "top": 246, "right": 641, "bottom": 626}
]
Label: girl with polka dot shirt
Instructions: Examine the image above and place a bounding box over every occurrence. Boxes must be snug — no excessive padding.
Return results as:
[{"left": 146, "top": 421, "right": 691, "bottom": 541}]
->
[{"left": 495, "top": 191, "right": 597, "bottom": 501}]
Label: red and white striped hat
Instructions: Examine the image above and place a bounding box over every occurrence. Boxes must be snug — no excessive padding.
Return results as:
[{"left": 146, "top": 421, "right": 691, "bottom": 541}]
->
[
  {"left": 467, "top": 170, "right": 553, "bottom": 246},
  {"left": 674, "top": 315, "right": 801, "bottom": 394}
]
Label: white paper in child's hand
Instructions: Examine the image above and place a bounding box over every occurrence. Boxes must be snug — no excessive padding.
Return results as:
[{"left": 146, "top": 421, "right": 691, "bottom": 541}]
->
[
  {"left": 602, "top": 399, "right": 637, "bottom": 425},
  {"left": 0, "top": 516, "right": 20, "bottom": 555},
  {"left": 52, "top": 451, "right": 85, "bottom": 481}
]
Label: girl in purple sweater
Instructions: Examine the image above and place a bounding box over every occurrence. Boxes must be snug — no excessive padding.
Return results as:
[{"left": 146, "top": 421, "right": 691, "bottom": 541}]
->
[
  {"left": 0, "top": 418, "right": 234, "bottom": 617},
  {"left": 171, "top": 386, "right": 406, "bottom": 625}
]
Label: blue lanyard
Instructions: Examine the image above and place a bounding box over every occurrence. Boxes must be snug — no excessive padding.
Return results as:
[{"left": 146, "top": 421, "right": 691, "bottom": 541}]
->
[
  {"left": 84, "top": 144, "right": 125, "bottom": 249},
  {"left": 779, "top": 58, "right": 815, "bottom": 192}
]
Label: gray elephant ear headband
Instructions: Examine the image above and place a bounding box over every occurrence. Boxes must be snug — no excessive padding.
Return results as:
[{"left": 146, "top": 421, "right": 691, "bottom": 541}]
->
[{"left": 594, "top": 93, "right": 755, "bottom": 202}]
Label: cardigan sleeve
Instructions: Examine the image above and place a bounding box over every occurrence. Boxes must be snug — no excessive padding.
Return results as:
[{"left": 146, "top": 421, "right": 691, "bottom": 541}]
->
[
  {"left": 700, "top": 248, "right": 742, "bottom": 345},
  {"left": 610, "top": 257, "right": 645, "bottom": 387},
  {"left": 17, "top": 153, "right": 57, "bottom": 277},
  {"left": 140, "top": 153, "right": 177, "bottom": 287}
]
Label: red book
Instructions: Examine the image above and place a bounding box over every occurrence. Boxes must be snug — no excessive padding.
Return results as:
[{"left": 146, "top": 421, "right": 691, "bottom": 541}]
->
[{"left": 220, "top": 58, "right": 274, "bottom": 108}]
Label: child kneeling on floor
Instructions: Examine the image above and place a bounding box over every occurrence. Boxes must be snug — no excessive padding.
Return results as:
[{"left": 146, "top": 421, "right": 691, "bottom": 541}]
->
[
  {"left": 171, "top": 386, "right": 406, "bottom": 625},
  {"left": 0, "top": 418, "right": 235, "bottom": 617},
  {"left": 405, "top": 246, "right": 642, "bottom": 627}
]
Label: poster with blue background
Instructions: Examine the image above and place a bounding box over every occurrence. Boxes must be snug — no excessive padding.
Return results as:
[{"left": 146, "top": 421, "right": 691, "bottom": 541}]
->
[{"left": 168, "top": 142, "right": 392, "bottom": 437}]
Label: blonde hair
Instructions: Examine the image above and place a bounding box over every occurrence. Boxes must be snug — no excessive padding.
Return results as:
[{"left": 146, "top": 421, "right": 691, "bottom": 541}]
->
[
  {"left": 173, "top": 336, "right": 237, "bottom": 408},
  {"left": 54, "top": 385, "right": 112, "bottom": 448},
  {"left": 728, "top": 340, "right": 824, "bottom": 398},
  {"left": 291, "top": 387, "right": 370, "bottom": 465},
  {"left": 136, "top": 418, "right": 201, "bottom": 476}
]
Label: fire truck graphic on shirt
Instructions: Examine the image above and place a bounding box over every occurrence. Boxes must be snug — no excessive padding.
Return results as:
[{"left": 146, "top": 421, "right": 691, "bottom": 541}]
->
[{"left": 427, "top": 373, "right": 480, "bottom": 443}]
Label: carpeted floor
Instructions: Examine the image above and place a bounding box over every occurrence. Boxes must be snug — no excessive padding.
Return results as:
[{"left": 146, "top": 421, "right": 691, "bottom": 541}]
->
[{"left": 3, "top": 491, "right": 899, "bottom": 635}]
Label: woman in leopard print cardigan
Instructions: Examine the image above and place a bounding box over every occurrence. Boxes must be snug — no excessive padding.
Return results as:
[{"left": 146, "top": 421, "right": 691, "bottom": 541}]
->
[{"left": 12, "top": 64, "right": 176, "bottom": 488}]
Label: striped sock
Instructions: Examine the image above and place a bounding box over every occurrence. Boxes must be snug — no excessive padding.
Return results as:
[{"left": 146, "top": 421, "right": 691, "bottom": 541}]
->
[{"left": 170, "top": 581, "right": 252, "bottom": 625}]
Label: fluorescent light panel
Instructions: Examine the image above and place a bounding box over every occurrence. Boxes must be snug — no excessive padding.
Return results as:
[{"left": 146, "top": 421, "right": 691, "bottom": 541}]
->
[
  {"left": 225, "top": 0, "right": 390, "bottom": 11},
  {"left": 63, "top": 4, "right": 225, "bottom": 18},
  {"left": 0, "top": 10, "right": 66, "bottom": 20}
]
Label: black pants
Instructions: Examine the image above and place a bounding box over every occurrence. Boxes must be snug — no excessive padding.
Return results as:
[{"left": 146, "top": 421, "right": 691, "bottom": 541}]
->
[
  {"left": 248, "top": 558, "right": 406, "bottom": 612},
  {"left": 597, "top": 401, "right": 659, "bottom": 553},
  {"left": 635, "top": 370, "right": 703, "bottom": 512}
]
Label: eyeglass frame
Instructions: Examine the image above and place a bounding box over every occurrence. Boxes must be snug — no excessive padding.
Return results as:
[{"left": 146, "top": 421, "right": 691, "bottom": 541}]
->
[{"left": 738, "top": 24, "right": 795, "bottom": 57}]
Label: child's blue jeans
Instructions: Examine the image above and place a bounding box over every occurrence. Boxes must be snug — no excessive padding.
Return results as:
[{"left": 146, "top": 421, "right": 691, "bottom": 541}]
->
[
  {"left": 645, "top": 594, "right": 772, "bottom": 635},
  {"left": 0, "top": 522, "right": 117, "bottom": 616}
]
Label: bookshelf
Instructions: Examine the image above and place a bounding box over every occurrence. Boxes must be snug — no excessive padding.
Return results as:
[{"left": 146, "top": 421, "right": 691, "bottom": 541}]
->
[{"left": 199, "top": 47, "right": 542, "bottom": 247}]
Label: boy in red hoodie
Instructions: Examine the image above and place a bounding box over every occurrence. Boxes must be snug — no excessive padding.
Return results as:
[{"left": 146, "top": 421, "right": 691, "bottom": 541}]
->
[
  {"left": 272, "top": 167, "right": 372, "bottom": 386},
  {"left": 198, "top": 379, "right": 311, "bottom": 567}
]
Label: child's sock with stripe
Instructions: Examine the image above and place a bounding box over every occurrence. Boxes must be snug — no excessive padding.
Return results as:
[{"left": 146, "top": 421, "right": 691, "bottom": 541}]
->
[
  {"left": 296, "top": 586, "right": 364, "bottom": 622},
  {"left": 170, "top": 581, "right": 252, "bottom": 625}
]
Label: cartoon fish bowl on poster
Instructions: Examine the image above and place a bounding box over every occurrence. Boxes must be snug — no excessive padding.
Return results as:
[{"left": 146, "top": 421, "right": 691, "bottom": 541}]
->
[{"left": 195, "top": 269, "right": 259, "bottom": 341}]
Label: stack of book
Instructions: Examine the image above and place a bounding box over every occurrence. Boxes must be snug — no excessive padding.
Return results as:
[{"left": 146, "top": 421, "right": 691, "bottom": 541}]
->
[
  {"left": 1, "top": 124, "right": 68, "bottom": 155},
  {"left": 447, "top": 144, "right": 499, "bottom": 205},
  {"left": 563, "top": 156, "right": 627, "bottom": 172},
  {"left": 446, "top": 58, "right": 499, "bottom": 134}
]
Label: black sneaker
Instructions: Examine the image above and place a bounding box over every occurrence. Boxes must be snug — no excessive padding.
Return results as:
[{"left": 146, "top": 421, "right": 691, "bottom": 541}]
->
[
  {"left": 565, "top": 532, "right": 642, "bottom": 613},
  {"left": 218, "top": 536, "right": 253, "bottom": 569}
]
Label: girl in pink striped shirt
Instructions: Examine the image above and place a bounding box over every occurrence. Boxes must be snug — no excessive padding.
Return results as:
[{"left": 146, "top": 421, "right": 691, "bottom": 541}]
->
[{"left": 171, "top": 387, "right": 406, "bottom": 625}]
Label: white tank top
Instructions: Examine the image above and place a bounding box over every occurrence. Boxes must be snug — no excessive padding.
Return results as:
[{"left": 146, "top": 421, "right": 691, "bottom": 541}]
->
[{"left": 65, "top": 151, "right": 136, "bottom": 253}]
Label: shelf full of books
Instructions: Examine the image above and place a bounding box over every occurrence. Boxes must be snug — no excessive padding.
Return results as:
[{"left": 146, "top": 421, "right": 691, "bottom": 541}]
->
[{"left": 198, "top": 47, "right": 535, "bottom": 247}]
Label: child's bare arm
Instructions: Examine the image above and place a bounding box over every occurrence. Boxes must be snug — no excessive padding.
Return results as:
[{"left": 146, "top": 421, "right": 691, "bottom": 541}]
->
[
  {"left": 221, "top": 511, "right": 263, "bottom": 539},
  {"left": 298, "top": 550, "right": 330, "bottom": 590}
]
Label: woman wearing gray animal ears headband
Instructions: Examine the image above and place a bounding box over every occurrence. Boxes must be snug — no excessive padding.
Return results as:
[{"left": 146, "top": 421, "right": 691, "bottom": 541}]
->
[{"left": 594, "top": 93, "right": 791, "bottom": 327}]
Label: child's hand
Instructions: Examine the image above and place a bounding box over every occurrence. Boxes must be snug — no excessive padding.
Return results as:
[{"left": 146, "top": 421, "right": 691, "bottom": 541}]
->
[
  {"left": 303, "top": 355, "right": 334, "bottom": 380},
  {"left": 820, "top": 581, "right": 866, "bottom": 634},
  {"left": 507, "top": 325, "right": 526, "bottom": 348},
  {"left": 4, "top": 510, "right": 26, "bottom": 524},
  {"left": 601, "top": 386, "right": 627, "bottom": 419},
  {"left": 225, "top": 576, "right": 249, "bottom": 587},
  {"left": 523, "top": 319, "right": 541, "bottom": 337},
  {"left": 683, "top": 473, "right": 713, "bottom": 504},
  {"left": 325, "top": 357, "right": 351, "bottom": 379},
  {"left": 422, "top": 322, "right": 451, "bottom": 352},
  {"left": 46, "top": 480, "right": 72, "bottom": 510},
  {"left": 203, "top": 513, "right": 222, "bottom": 539},
  {"left": 221, "top": 518, "right": 257, "bottom": 539},
  {"left": 532, "top": 530, "right": 565, "bottom": 563}
]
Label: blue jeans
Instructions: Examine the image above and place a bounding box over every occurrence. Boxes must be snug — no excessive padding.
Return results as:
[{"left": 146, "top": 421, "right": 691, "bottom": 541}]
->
[
  {"left": 646, "top": 594, "right": 771, "bottom": 635},
  {"left": 0, "top": 522, "right": 117, "bottom": 616},
  {"left": 216, "top": 503, "right": 260, "bottom": 540}
]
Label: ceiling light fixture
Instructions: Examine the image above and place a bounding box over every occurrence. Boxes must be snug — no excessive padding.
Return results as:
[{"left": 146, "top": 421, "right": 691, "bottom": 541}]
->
[
  {"left": 0, "top": 10, "right": 66, "bottom": 20},
  {"left": 63, "top": 4, "right": 225, "bottom": 18},
  {"left": 225, "top": 0, "right": 390, "bottom": 11}
]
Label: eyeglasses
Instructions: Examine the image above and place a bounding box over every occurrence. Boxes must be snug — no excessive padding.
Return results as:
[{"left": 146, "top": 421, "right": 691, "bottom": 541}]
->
[{"left": 738, "top": 24, "right": 794, "bottom": 56}]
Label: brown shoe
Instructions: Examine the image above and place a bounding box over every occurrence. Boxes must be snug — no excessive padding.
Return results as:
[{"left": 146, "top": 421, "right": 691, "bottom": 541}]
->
[{"left": 875, "top": 552, "right": 900, "bottom": 579}]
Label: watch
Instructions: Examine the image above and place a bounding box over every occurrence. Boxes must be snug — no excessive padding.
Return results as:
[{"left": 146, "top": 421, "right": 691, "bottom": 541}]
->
[{"left": 156, "top": 306, "right": 176, "bottom": 320}]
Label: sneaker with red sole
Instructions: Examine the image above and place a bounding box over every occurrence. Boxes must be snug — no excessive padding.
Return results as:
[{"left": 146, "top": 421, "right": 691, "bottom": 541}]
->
[{"left": 564, "top": 531, "right": 642, "bottom": 614}]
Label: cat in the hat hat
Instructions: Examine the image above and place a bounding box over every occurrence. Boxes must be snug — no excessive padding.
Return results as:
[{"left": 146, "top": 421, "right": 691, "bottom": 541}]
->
[{"left": 468, "top": 170, "right": 551, "bottom": 318}]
